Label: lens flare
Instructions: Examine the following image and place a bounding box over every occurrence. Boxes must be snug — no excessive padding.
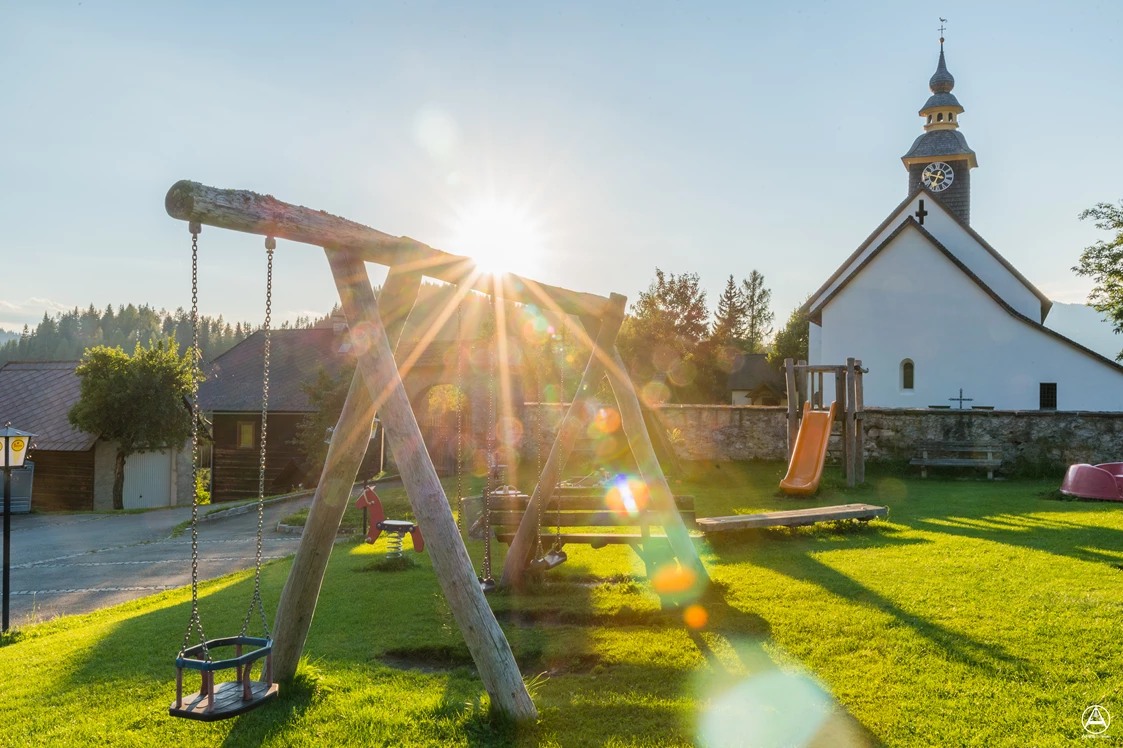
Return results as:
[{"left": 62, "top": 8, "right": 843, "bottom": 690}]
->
[{"left": 684, "top": 604, "right": 708, "bottom": 629}]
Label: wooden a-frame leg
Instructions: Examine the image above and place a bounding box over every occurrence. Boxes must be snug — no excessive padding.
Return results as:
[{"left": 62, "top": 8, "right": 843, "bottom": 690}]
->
[
  {"left": 327, "top": 250, "right": 537, "bottom": 721},
  {"left": 499, "top": 295, "right": 627, "bottom": 590},
  {"left": 606, "top": 346, "right": 709, "bottom": 586},
  {"left": 271, "top": 265, "right": 422, "bottom": 684}
]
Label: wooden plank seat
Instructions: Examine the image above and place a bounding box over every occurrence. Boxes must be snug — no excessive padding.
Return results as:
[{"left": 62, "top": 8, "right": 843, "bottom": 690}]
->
[
  {"left": 480, "top": 487, "right": 697, "bottom": 576},
  {"left": 910, "top": 441, "right": 1001, "bottom": 479},
  {"left": 696, "top": 503, "right": 887, "bottom": 534}
]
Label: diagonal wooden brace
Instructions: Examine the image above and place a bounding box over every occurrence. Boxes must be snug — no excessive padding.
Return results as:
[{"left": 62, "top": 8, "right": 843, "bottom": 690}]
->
[
  {"left": 271, "top": 265, "right": 422, "bottom": 683},
  {"left": 499, "top": 295, "right": 627, "bottom": 590},
  {"left": 326, "top": 250, "right": 536, "bottom": 720}
]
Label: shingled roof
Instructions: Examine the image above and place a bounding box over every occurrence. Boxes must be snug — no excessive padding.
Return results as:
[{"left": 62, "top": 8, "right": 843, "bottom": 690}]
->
[
  {"left": 727, "top": 353, "right": 785, "bottom": 396},
  {"left": 199, "top": 329, "right": 351, "bottom": 413},
  {"left": 0, "top": 361, "right": 98, "bottom": 451}
]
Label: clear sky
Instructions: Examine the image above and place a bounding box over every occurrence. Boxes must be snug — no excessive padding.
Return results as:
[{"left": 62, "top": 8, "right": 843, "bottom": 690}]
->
[{"left": 3, "top": 1, "right": 1121, "bottom": 334}]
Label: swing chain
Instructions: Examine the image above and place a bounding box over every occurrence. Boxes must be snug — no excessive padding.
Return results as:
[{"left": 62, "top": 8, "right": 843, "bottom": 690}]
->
[
  {"left": 533, "top": 355, "right": 543, "bottom": 559},
  {"left": 455, "top": 296, "right": 464, "bottom": 537},
  {"left": 242, "top": 237, "right": 274, "bottom": 638},
  {"left": 481, "top": 293, "right": 495, "bottom": 582},
  {"left": 180, "top": 222, "right": 210, "bottom": 660},
  {"left": 554, "top": 326, "right": 565, "bottom": 546}
]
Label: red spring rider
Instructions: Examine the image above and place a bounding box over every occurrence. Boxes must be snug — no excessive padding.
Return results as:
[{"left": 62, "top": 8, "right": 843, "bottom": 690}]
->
[{"left": 355, "top": 486, "right": 424, "bottom": 558}]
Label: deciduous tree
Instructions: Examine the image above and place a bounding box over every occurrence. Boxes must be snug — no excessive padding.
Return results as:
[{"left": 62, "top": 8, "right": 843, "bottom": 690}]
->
[
  {"left": 68, "top": 339, "right": 195, "bottom": 510},
  {"left": 1073, "top": 200, "right": 1123, "bottom": 359}
]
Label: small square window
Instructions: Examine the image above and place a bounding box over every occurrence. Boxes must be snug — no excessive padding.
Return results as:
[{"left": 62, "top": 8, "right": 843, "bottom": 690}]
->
[
  {"left": 1039, "top": 383, "right": 1057, "bottom": 410},
  {"left": 237, "top": 421, "right": 256, "bottom": 449}
]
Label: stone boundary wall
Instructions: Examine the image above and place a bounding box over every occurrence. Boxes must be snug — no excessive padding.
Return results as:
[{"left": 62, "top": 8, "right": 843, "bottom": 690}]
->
[{"left": 523, "top": 403, "right": 1123, "bottom": 471}]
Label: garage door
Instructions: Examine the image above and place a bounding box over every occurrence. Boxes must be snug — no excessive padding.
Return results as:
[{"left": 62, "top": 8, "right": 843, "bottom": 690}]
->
[{"left": 123, "top": 450, "right": 172, "bottom": 509}]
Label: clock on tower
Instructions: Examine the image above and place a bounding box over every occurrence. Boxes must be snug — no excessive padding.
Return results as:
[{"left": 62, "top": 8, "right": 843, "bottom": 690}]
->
[{"left": 901, "top": 33, "right": 977, "bottom": 223}]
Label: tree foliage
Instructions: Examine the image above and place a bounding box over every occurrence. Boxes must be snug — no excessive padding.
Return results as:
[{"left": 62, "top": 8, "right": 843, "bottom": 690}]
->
[
  {"left": 740, "top": 270, "right": 774, "bottom": 353},
  {"left": 68, "top": 339, "right": 196, "bottom": 510},
  {"left": 1073, "top": 201, "right": 1123, "bottom": 360},
  {"left": 711, "top": 275, "right": 746, "bottom": 345},
  {"left": 0, "top": 303, "right": 330, "bottom": 367},
  {"left": 291, "top": 364, "right": 356, "bottom": 481},
  {"left": 617, "top": 269, "right": 711, "bottom": 401},
  {"left": 767, "top": 301, "right": 810, "bottom": 370}
]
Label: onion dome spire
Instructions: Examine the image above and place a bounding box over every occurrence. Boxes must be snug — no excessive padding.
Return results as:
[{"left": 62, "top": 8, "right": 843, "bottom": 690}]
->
[{"left": 929, "top": 41, "right": 955, "bottom": 94}]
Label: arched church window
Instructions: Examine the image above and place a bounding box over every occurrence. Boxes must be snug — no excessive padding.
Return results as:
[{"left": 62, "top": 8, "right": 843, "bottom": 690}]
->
[
  {"left": 937, "top": 113, "right": 944, "bottom": 122},
  {"left": 901, "top": 360, "right": 914, "bottom": 390},
  {"left": 927, "top": 115, "right": 932, "bottom": 124},
  {"left": 949, "top": 112, "right": 955, "bottom": 121}
]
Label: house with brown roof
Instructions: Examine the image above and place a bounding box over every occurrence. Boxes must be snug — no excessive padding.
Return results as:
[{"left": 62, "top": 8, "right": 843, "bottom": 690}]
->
[
  {"left": 198, "top": 310, "right": 531, "bottom": 501},
  {"left": 727, "top": 354, "right": 787, "bottom": 406},
  {"left": 0, "top": 361, "right": 192, "bottom": 511}
]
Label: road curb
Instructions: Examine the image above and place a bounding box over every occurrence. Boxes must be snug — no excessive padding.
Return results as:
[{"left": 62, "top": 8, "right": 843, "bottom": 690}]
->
[
  {"left": 275, "top": 522, "right": 356, "bottom": 539},
  {"left": 200, "top": 490, "right": 315, "bottom": 523}
]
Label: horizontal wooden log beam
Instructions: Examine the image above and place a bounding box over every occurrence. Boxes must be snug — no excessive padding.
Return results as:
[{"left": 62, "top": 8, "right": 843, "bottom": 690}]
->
[{"left": 165, "top": 180, "right": 612, "bottom": 318}]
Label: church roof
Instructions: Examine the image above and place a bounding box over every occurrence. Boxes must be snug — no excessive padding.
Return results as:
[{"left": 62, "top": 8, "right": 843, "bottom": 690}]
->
[
  {"left": 919, "top": 92, "right": 962, "bottom": 113},
  {"left": 816, "top": 217, "right": 1123, "bottom": 375},
  {"left": 802, "top": 186, "right": 1051, "bottom": 324},
  {"left": 902, "top": 129, "right": 977, "bottom": 166},
  {"left": 929, "top": 46, "right": 955, "bottom": 93}
]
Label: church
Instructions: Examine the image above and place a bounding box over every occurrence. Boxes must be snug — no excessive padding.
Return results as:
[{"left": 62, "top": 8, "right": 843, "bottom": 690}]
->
[{"left": 804, "top": 38, "right": 1123, "bottom": 412}]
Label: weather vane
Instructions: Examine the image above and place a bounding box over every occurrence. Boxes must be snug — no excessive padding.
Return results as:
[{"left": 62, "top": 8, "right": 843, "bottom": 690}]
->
[{"left": 939, "top": 18, "right": 947, "bottom": 43}]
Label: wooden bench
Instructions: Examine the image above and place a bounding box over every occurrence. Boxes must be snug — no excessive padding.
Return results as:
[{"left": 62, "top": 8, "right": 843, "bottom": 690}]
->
[
  {"left": 696, "top": 503, "right": 887, "bottom": 534},
  {"left": 910, "top": 441, "right": 1001, "bottom": 479},
  {"left": 479, "top": 486, "right": 697, "bottom": 576}
]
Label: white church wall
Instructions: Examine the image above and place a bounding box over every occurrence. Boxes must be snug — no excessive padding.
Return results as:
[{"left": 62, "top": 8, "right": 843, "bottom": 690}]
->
[
  {"left": 819, "top": 226, "right": 1123, "bottom": 411},
  {"left": 810, "top": 195, "right": 1042, "bottom": 322},
  {"left": 808, "top": 322, "right": 822, "bottom": 365}
]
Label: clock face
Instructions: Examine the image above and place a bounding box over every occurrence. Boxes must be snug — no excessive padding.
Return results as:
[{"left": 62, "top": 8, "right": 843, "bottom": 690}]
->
[{"left": 922, "top": 161, "right": 954, "bottom": 192}]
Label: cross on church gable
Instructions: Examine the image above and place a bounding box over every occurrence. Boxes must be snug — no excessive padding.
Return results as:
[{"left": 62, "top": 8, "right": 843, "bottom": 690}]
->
[{"left": 914, "top": 199, "right": 928, "bottom": 225}]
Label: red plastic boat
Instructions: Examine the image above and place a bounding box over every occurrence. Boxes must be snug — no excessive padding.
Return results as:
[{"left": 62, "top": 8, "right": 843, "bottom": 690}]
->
[{"left": 1059, "top": 463, "right": 1123, "bottom": 501}]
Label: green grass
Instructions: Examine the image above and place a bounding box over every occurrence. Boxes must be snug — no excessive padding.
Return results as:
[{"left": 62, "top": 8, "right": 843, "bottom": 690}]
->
[{"left": 3, "top": 462, "right": 1122, "bottom": 746}]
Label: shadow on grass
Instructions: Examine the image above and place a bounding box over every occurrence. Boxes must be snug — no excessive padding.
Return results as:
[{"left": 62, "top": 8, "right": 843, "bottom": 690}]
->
[{"left": 219, "top": 666, "right": 323, "bottom": 747}]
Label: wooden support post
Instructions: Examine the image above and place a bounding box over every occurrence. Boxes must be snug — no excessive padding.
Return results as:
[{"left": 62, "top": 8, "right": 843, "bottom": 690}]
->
[
  {"left": 845, "top": 358, "right": 857, "bottom": 488},
  {"left": 607, "top": 347, "right": 709, "bottom": 585},
  {"left": 499, "top": 295, "right": 627, "bottom": 590},
  {"left": 271, "top": 266, "right": 422, "bottom": 684},
  {"left": 835, "top": 365, "right": 847, "bottom": 467},
  {"left": 327, "top": 250, "right": 536, "bottom": 720},
  {"left": 855, "top": 360, "right": 865, "bottom": 485},
  {"left": 784, "top": 359, "right": 798, "bottom": 462}
]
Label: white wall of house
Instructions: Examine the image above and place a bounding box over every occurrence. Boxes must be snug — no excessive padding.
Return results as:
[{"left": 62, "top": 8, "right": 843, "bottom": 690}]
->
[
  {"left": 818, "top": 225, "right": 1123, "bottom": 410},
  {"left": 92, "top": 439, "right": 194, "bottom": 509}
]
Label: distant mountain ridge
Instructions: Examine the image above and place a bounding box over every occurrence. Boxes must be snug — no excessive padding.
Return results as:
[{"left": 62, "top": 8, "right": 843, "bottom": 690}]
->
[{"left": 1045, "top": 302, "right": 1122, "bottom": 362}]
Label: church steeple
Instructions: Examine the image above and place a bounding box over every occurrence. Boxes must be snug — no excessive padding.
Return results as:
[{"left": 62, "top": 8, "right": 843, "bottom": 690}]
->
[{"left": 902, "top": 28, "right": 978, "bottom": 224}]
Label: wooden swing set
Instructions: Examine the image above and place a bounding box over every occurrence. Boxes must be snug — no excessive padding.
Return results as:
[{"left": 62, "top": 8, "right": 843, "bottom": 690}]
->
[{"left": 164, "top": 180, "right": 709, "bottom": 722}]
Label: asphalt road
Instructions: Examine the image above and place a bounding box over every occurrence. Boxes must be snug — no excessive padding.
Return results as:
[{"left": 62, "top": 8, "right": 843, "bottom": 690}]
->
[{"left": 2, "top": 495, "right": 317, "bottom": 625}]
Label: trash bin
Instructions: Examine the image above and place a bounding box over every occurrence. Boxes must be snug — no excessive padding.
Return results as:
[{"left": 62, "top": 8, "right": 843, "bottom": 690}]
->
[{"left": 9, "top": 460, "right": 33, "bottom": 513}]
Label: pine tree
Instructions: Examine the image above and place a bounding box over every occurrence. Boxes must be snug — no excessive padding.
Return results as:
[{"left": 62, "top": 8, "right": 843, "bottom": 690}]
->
[
  {"left": 740, "top": 270, "right": 775, "bottom": 353},
  {"left": 711, "top": 275, "right": 746, "bottom": 345}
]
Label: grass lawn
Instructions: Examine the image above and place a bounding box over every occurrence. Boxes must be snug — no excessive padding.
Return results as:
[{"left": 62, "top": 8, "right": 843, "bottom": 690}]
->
[{"left": 2, "top": 462, "right": 1121, "bottom": 746}]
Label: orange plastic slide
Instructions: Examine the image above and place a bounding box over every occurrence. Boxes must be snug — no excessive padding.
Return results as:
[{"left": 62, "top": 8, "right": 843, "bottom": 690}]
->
[{"left": 779, "top": 400, "right": 838, "bottom": 495}]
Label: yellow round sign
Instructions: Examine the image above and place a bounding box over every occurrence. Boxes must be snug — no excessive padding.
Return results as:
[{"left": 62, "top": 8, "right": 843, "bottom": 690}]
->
[{"left": 11, "top": 438, "right": 25, "bottom": 452}]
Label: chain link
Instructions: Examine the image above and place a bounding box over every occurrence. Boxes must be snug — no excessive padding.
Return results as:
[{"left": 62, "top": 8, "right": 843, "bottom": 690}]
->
[
  {"left": 242, "top": 238, "right": 274, "bottom": 638},
  {"left": 180, "top": 223, "right": 210, "bottom": 660}
]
